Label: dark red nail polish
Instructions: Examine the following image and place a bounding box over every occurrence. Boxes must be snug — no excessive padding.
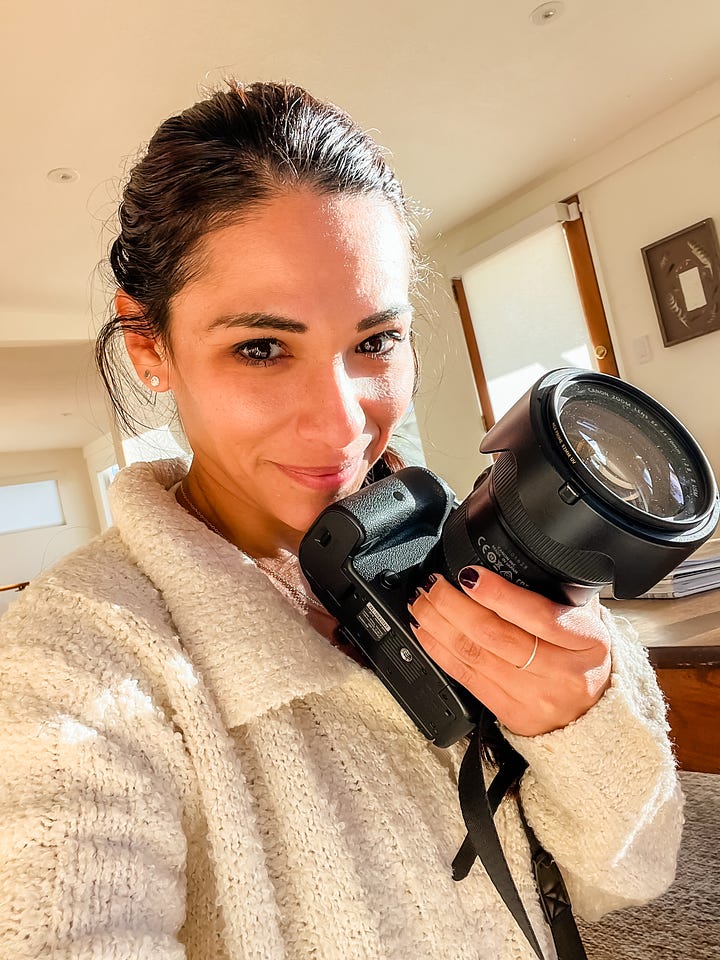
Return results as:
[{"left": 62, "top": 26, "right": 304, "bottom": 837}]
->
[
  {"left": 408, "top": 613, "right": 420, "bottom": 629},
  {"left": 458, "top": 566, "right": 479, "bottom": 589},
  {"left": 422, "top": 573, "right": 437, "bottom": 591}
]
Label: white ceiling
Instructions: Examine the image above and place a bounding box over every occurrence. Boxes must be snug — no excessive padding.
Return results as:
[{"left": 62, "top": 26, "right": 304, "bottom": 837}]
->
[{"left": 3, "top": 0, "right": 720, "bottom": 452}]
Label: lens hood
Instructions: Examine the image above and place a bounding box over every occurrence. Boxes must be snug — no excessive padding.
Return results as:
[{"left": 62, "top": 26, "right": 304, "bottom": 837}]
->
[{"left": 474, "top": 368, "right": 719, "bottom": 599}]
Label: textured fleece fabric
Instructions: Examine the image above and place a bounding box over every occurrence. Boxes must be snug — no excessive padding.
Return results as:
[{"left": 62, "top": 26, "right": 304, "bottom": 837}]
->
[{"left": 0, "top": 459, "right": 683, "bottom": 960}]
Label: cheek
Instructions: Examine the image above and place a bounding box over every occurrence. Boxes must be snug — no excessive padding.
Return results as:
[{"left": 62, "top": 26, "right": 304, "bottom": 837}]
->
[
  {"left": 368, "top": 363, "right": 416, "bottom": 430},
  {"left": 172, "top": 364, "right": 286, "bottom": 444}
]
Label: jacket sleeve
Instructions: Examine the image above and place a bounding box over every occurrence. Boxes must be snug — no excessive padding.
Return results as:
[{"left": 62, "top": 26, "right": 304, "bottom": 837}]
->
[
  {"left": 501, "top": 607, "right": 683, "bottom": 921},
  {"left": 0, "top": 589, "right": 188, "bottom": 959}
]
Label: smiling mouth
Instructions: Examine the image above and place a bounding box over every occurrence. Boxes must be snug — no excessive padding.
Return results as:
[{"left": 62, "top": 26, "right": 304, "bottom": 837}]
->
[{"left": 275, "top": 460, "right": 364, "bottom": 490}]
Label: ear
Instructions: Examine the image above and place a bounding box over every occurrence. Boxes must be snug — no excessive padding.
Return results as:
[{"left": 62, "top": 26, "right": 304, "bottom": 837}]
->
[{"left": 115, "top": 290, "right": 168, "bottom": 391}]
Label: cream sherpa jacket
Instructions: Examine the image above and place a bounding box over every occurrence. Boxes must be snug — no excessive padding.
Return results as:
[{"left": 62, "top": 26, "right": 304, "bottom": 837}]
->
[{"left": 0, "top": 459, "right": 682, "bottom": 960}]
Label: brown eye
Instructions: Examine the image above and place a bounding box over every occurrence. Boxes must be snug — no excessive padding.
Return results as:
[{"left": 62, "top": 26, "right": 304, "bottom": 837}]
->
[
  {"left": 234, "top": 338, "right": 284, "bottom": 365},
  {"left": 357, "top": 331, "right": 403, "bottom": 356}
]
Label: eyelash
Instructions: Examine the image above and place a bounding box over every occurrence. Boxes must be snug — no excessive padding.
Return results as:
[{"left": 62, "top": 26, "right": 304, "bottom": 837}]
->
[{"left": 232, "top": 330, "right": 406, "bottom": 367}]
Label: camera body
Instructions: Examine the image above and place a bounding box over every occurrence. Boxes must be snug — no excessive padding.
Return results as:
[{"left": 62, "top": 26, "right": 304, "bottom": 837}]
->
[{"left": 299, "top": 467, "right": 482, "bottom": 746}]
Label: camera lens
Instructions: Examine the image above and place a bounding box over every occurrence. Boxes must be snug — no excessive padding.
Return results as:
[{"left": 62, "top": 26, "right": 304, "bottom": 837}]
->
[
  {"left": 439, "top": 368, "right": 720, "bottom": 603},
  {"left": 554, "top": 382, "right": 705, "bottom": 523}
]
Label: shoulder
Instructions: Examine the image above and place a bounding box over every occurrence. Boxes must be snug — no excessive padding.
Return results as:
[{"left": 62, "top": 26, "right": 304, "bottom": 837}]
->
[
  {"left": 8, "top": 457, "right": 192, "bottom": 631},
  {"left": 0, "top": 528, "right": 174, "bottom": 680},
  {"left": 8, "top": 528, "right": 159, "bottom": 619}
]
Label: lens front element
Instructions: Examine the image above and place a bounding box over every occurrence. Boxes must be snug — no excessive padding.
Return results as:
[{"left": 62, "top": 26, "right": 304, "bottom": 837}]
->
[{"left": 556, "top": 382, "right": 705, "bottom": 523}]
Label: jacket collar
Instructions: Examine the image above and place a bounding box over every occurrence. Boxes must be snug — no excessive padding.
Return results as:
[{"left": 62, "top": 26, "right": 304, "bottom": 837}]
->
[{"left": 109, "top": 459, "right": 364, "bottom": 729}]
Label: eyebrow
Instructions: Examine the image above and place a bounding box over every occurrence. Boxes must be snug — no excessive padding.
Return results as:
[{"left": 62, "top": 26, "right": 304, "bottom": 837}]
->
[{"left": 205, "top": 303, "right": 414, "bottom": 335}]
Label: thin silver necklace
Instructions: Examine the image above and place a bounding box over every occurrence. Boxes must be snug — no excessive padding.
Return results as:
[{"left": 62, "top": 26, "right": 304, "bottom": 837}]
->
[{"left": 177, "top": 481, "right": 324, "bottom": 613}]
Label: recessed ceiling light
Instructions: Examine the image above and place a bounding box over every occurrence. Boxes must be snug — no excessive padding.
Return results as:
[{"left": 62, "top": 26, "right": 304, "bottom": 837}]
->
[
  {"left": 530, "top": 1, "right": 565, "bottom": 26},
  {"left": 47, "top": 167, "right": 80, "bottom": 184}
]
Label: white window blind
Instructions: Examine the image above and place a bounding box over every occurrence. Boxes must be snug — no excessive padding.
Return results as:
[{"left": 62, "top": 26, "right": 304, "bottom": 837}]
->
[
  {"left": 462, "top": 221, "right": 595, "bottom": 420},
  {"left": 0, "top": 479, "right": 65, "bottom": 535}
]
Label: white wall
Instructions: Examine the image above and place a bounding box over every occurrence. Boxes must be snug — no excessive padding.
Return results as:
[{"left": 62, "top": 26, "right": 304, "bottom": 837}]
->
[
  {"left": 0, "top": 448, "right": 100, "bottom": 615},
  {"left": 580, "top": 115, "right": 720, "bottom": 477},
  {"left": 411, "top": 276, "right": 490, "bottom": 499},
  {"left": 422, "top": 79, "right": 720, "bottom": 496}
]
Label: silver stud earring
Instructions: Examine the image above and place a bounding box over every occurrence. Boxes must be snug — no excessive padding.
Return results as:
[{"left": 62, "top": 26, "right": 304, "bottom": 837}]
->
[{"left": 150, "top": 375, "right": 161, "bottom": 388}]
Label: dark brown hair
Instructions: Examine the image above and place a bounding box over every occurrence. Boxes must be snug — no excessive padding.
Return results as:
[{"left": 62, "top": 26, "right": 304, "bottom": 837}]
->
[{"left": 97, "top": 80, "right": 421, "bottom": 434}]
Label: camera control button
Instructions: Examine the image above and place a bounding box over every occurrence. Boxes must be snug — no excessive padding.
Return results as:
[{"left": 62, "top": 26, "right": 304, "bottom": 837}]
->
[
  {"left": 314, "top": 526, "right": 332, "bottom": 547},
  {"left": 380, "top": 569, "right": 401, "bottom": 589},
  {"left": 558, "top": 482, "right": 581, "bottom": 505}
]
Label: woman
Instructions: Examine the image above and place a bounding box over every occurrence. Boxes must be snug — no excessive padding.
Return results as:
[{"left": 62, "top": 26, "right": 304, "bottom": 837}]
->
[{"left": 0, "top": 82, "right": 681, "bottom": 959}]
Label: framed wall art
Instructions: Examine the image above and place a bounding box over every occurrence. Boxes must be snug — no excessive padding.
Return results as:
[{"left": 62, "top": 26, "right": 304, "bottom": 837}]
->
[{"left": 641, "top": 218, "right": 720, "bottom": 347}]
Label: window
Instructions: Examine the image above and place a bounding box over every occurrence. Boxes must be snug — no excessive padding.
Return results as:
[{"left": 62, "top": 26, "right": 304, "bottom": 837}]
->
[
  {"left": 0, "top": 479, "right": 65, "bottom": 535},
  {"left": 461, "top": 222, "right": 594, "bottom": 420},
  {"left": 96, "top": 464, "right": 120, "bottom": 528},
  {"left": 454, "top": 199, "right": 618, "bottom": 430}
]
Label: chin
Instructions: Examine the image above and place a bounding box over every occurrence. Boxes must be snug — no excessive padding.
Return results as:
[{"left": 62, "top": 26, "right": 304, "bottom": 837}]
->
[
  {"left": 271, "top": 463, "right": 374, "bottom": 542},
  {"left": 291, "top": 492, "right": 347, "bottom": 536}
]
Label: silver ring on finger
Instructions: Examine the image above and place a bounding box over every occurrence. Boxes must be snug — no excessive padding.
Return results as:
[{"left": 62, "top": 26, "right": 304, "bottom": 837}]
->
[{"left": 517, "top": 635, "right": 539, "bottom": 671}]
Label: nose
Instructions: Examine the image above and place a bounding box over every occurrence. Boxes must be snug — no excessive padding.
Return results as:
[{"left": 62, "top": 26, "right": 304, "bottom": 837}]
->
[{"left": 296, "top": 360, "right": 367, "bottom": 450}]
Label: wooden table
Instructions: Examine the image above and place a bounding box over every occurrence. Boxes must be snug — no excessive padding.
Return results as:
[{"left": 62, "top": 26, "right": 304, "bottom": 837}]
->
[{"left": 605, "top": 590, "right": 720, "bottom": 774}]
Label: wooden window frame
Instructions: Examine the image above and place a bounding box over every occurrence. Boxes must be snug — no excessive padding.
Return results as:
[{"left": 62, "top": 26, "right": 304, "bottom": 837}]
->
[
  {"left": 561, "top": 195, "right": 619, "bottom": 378},
  {"left": 454, "top": 198, "right": 618, "bottom": 430}
]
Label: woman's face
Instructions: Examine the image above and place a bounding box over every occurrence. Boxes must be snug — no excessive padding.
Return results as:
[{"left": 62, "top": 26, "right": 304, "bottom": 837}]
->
[{"left": 163, "top": 189, "right": 416, "bottom": 552}]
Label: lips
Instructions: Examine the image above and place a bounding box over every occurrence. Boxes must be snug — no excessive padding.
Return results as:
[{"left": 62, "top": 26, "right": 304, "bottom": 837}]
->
[
  {"left": 283, "top": 463, "right": 355, "bottom": 476},
  {"left": 275, "top": 460, "right": 364, "bottom": 491}
]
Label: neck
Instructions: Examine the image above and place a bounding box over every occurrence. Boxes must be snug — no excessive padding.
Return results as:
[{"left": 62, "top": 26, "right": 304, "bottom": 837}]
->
[{"left": 180, "top": 466, "right": 302, "bottom": 559}]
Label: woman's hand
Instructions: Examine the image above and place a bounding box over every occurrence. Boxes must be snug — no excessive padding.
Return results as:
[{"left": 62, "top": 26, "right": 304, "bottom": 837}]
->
[{"left": 408, "top": 566, "right": 612, "bottom": 737}]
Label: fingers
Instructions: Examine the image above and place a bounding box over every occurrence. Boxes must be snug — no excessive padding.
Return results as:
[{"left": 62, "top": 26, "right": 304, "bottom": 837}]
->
[
  {"left": 410, "top": 616, "right": 526, "bottom": 722},
  {"left": 450, "top": 566, "right": 609, "bottom": 653},
  {"left": 407, "top": 570, "right": 613, "bottom": 736},
  {"left": 409, "top": 615, "right": 585, "bottom": 736},
  {"left": 410, "top": 576, "right": 552, "bottom": 672}
]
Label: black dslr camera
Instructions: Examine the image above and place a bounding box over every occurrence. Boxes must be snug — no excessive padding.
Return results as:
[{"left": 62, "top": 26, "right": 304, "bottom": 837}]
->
[{"left": 299, "top": 368, "right": 719, "bottom": 747}]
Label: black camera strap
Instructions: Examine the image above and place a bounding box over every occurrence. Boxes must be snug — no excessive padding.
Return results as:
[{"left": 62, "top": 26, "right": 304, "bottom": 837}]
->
[{"left": 453, "top": 726, "right": 587, "bottom": 960}]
